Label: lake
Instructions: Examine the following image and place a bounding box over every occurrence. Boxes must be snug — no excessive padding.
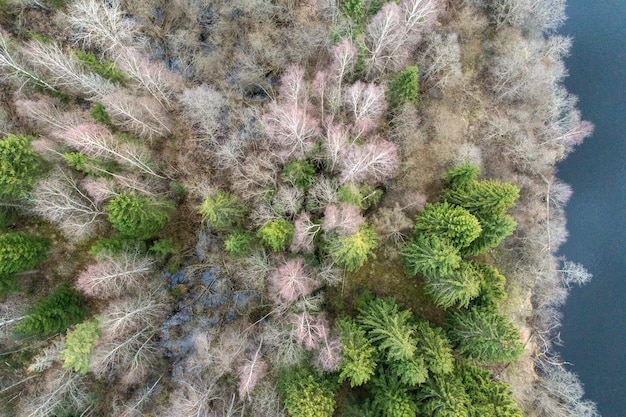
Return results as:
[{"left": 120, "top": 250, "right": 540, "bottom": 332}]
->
[{"left": 557, "top": 0, "right": 626, "bottom": 415}]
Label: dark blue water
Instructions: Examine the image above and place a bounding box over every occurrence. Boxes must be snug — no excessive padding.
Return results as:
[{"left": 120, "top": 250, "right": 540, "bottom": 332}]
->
[{"left": 557, "top": 1, "right": 626, "bottom": 416}]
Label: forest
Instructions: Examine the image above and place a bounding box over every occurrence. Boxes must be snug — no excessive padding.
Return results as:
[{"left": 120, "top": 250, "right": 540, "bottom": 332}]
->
[{"left": 0, "top": 0, "right": 599, "bottom": 416}]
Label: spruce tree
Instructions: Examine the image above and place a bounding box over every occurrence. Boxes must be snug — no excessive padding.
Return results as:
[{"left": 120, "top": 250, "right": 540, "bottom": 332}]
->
[
  {"left": 257, "top": 219, "right": 294, "bottom": 251},
  {"left": 413, "top": 202, "right": 482, "bottom": 250},
  {"left": 447, "top": 307, "right": 524, "bottom": 363},
  {"left": 0, "top": 232, "right": 50, "bottom": 276},
  {"left": 0, "top": 134, "right": 43, "bottom": 198},
  {"left": 105, "top": 191, "right": 172, "bottom": 239},
  {"left": 337, "top": 318, "right": 378, "bottom": 387},
  {"left": 16, "top": 284, "right": 85, "bottom": 336},
  {"left": 401, "top": 234, "right": 461, "bottom": 279},
  {"left": 199, "top": 190, "right": 247, "bottom": 230}
]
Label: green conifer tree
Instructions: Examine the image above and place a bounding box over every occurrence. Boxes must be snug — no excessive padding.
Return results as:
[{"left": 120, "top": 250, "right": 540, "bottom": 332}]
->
[
  {"left": 60, "top": 318, "right": 101, "bottom": 374},
  {"left": 337, "top": 318, "right": 378, "bottom": 387},
  {"left": 16, "top": 284, "right": 85, "bottom": 336},
  {"left": 401, "top": 234, "right": 461, "bottom": 279},
  {"left": 105, "top": 191, "right": 172, "bottom": 239},
  {"left": 0, "top": 232, "right": 50, "bottom": 276},
  {"left": 418, "top": 375, "right": 469, "bottom": 417},
  {"left": 199, "top": 191, "right": 247, "bottom": 230},
  {"left": 422, "top": 261, "right": 482, "bottom": 309},
  {"left": 257, "top": 219, "right": 294, "bottom": 251},
  {"left": 0, "top": 134, "right": 43, "bottom": 198},
  {"left": 447, "top": 307, "right": 524, "bottom": 363},
  {"left": 388, "top": 66, "right": 419, "bottom": 108},
  {"left": 413, "top": 202, "right": 482, "bottom": 250},
  {"left": 416, "top": 320, "right": 454, "bottom": 376},
  {"left": 327, "top": 224, "right": 378, "bottom": 272}
]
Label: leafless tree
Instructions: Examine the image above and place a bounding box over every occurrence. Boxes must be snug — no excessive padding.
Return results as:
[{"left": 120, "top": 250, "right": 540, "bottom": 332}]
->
[
  {"left": 101, "top": 91, "right": 173, "bottom": 141},
  {"left": 0, "top": 33, "right": 58, "bottom": 93},
  {"left": 558, "top": 260, "right": 593, "bottom": 288},
  {"left": 117, "top": 47, "right": 183, "bottom": 108},
  {"left": 14, "top": 96, "right": 85, "bottom": 133},
  {"left": 75, "top": 252, "right": 156, "bottom": 299},
  {"left": 364, "top": 2, "right": 406, "bottom": 75},
  {"left": 22, "top": 39, "right": 115, "bottom": 99},
  {"left": 305, "top": 175, "right": 339, "bottom": 213},
  {"left": 418, "top": 32, "right": 463, "bottom": 91},
  {"left": 54, "top": 123, "right": 164, "bottom": 178},
  {"left": 489, "top": 0, "right": 566, "bottom": 34},
  {"left": 237, "top": 339, "right": 267, "bottom": 400},
  {"left": 270, "top": 258, "right": 319, "bottom": 304},
  {"left": 64, "top": 0, "right": 139, "bottom": 55},
  {"left": 278, "top": 64, "right": 307, "bottom": 105},
  {"left": 290, "top": 212, "right": 321, "bottom": 254},
  {"left": 344, "top": 81, "right": 387, "bottom": 136},
  {"left": 290, "top": 311, "right": 329, "bottom": 350},
  {"left": 263, "top": 100, "right": 321, "bottom": 161},
  {"left": 371, "top": 204, "right": 413, "bottom": 246},
  {"left": 180, "top": 85, "right": 226, "bottom": 144},
  {"left": 339, "top": 139, "right": 398, "bottom": 184},
  {"left": 322, "top": 203, "right": 364, "bottom": 237},
  {"left": 401, "top": 0, "right": 442, "bottom": 39},
  {"left": 30, "top": 168, "right": 104, "bottom": 239},
  {"left": 19, "top": 368, "right": 90, "bottom": 417}
]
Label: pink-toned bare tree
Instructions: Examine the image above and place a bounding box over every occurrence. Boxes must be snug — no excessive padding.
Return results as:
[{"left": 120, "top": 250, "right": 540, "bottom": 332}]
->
[
  {"left": 322, "top": 203, "right": 364, "bottom": 237},
  {"left": 290, "top": 212, "right": 321, "bottom": 254},
  {"left": 75, "top": 252, "right": 155, "bottom": 299},
  {"left": 339, "top": 139, "right": 398, "bottom": 184},
  {"left": 289, "top": 312, "right": 329, "bottom": 350},
  {"left": 316, "top": 334, "right": 342, "bottom": 372},
  {"left": 101, "top": 91, "right": 172, "bottom": 141},
  {"left": 269, "top": 258, "right": 319, "bottom": 304},
  {"left": 14, "top": 96, "right": 85, "bottom": 133},
  {"left": 278, "top": 65, "right": 307, "bottom": 105},
  {"left": 344, "top": 81, "right": 387, "bottom": 136},
  {"left": 237, "top": 339, "right": 267, "bottom": 400},
  {"left": 263, "top": 101, "right": 321, "bottom": 161},
  {"left": 322, "top": 122, "right": 349, "bottom": 172}
]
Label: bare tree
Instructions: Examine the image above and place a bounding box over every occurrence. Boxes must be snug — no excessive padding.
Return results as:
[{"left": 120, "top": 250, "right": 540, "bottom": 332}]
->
[
  {"left": 237, "top": 339, "right": 267, "bottom": 400},
  {"left": 344, "top": 81, "right": 387, "bottom": 136},
  {"left": 263, "top": 100, "right": 321, "bottom": 161},
  {"left": 269, "top": 258, "right": 319, "bottom": 304},
  {"left": 22, "top": 39, "right": 114, "bottom": 99},
  {"left": 14, "top": 96, "right": 85, "bottom": 133},
  {"left": 19, "top": 368, "right": 90, "bottom": 417},
  {"left": 289, "top": 312, "right": 329, "bottom": 350},
  {"left": 305, "top": 175, "right": 339, "bottom": 213},
  {"left": 339, "top": 139, "right": 398, "bottom": 184},
  {"left": 558, "top": 260, "right": 593, "bottom": 288},
  {"left": 401, "top": 0, "right": 442, "bottom": 39},
  {"left": 30, "top": 168, "right": 104, "bottom": 239},
  {"left": 278, "top": 65, "right": 307, "bottom": 105},
  {"left": 180, "top": 85, "right": 226, "bottom": 144},
  {"left": 64, "top": 0, "right": 138, "bottom": 55},
  {"left": 290, "top": 212, "right": 321, "bottom": 254},
  {"left": 489, "top": 0, "right": 566, "bottom": 33},
  {"left": 117, "top": 47, "right": 183, "bottom": 108},
  {"left": 364, "top": 2, "right": 407, "bottom": 75},
  {"left": 75, "top": 252, "right": 156, "bottom": 299},
  {"left": 0, "top": 33, "right": 58, "bottom": 93},
  {"left": 322, "top": 203, "right": 364, "bottom": 237},
  {"left": 418, "top": 32, "right": 463, "bottom": 91},
  {"left": 54, "top": 123, "right": 163, "bottom": 178},
  {"left": 101, "top": 91, "right": 173, "bottom": 141}
]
